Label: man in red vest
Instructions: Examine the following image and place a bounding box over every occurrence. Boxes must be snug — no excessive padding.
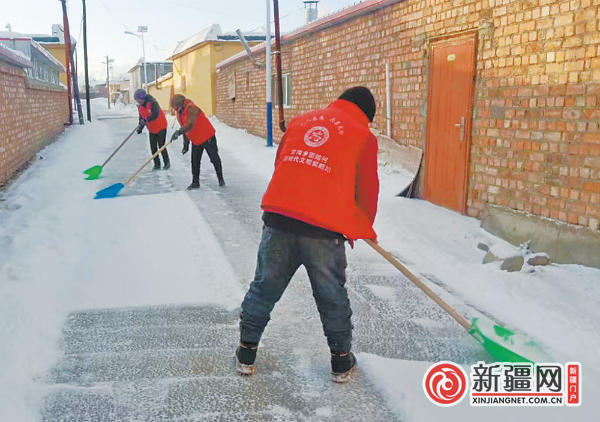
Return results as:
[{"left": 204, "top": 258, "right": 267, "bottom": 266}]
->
[
  {"left": 134, "top": 89, "right": 170, "bottom": 170},
  {"left": 170, "top": 94, "right": 225, "bottom": 190},
  {"left": 236, "top": 87, "right": 379, "bottom": 383}
]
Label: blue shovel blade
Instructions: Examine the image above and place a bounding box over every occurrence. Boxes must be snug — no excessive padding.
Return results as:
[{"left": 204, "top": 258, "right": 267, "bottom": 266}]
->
[{"left": 95, "top": 183, "right": 125, "bottom": 199}]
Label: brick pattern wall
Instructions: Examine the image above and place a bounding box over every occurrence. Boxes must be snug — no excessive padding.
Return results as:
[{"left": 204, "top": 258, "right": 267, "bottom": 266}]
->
[
  {"left": 216, "top": 0, "right": 600, "bottom": 232},
  {"left": 0, "top": 63, "right": 68, "bottom": 185}
]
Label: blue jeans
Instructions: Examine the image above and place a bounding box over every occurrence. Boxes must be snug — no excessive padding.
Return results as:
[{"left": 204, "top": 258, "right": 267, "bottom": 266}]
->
[{"left": 240, "top": 225, "right": 352, "bottom": 353}]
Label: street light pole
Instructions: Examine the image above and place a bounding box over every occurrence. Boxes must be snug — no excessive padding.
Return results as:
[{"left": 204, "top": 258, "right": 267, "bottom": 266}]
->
[
  {"left": 141, "top": 30, "right": 147, "bottom": 88},
  {"left": 125, "top": 27, "right": 148, "bottom": 91},
  {"left": 266, "top": 0, "right": 273, "bottom": 147}
]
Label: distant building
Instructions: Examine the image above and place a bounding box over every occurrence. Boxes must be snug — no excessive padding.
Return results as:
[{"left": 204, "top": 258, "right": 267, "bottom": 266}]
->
[
  {"left": 0, "top": 30, "right": 66, "bottom": 86},
  {"left": 167, "top": 24, "right": 268, "bottom": 116},
  {"left": 146, "top": 72, "right": 173, "bottom": 110},
  {"left": 127, "top": 59, "right": 173, "bottom": 94},
  {"left": 27, "top": 24, "right": 76, "bottom": 86}
]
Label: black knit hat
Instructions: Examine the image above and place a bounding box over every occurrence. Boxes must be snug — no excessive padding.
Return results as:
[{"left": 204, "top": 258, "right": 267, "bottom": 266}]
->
[
  {"left": 338, "top": 86, "right": 376, "bottom": 122},
  {"left": 171, "top": 94, "right": 185, "bottom": 108}
]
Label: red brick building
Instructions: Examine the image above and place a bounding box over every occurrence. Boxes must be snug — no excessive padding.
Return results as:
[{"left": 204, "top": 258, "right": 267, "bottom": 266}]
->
[
  {"left": 215, "top": 0, "right": 600, "bottom": 265},
  {"left": 0, "top": 36, "right": 68, "bottom": 186}
]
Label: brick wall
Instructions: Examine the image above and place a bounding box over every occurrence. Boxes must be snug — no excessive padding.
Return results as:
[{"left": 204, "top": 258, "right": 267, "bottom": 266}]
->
[
  {"left": 0, "top": 63, "right": 68, "bottom": 185},
  {"left": 216, "top": 0, "right": 600, "bottom": 232}
]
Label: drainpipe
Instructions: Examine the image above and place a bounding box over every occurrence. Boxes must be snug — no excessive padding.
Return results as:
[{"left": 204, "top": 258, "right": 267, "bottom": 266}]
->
[{"left": 386, "top": 63, "right": 391, "bottom": 137}]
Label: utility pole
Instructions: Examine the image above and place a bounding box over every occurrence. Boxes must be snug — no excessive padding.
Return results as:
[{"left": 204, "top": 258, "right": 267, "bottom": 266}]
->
[
  {"left": 82, "top": 0, "right": 91, "bottom": 121},
  {"left": 266, "top": 0, "right": 273, "bottom": 146},
  {"left": 138, "top": 26, "right": 148, "bottom": 89},
  {"left": 103, "top": 56, "right": 114, "bottom": 109},
  {"left": 69, "top": 46, "right": 84, "bottom": 124},
  {"left": 60, "top": 0, "right": 73, "bottom": 125}
]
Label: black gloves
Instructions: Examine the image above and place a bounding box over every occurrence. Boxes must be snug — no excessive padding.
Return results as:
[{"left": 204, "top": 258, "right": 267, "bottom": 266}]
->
[
  {"left": 136, "top": 119, "right": 146, "bottom": 134},
  {"left": 170, "top": 130, "right": 181, "bottom": 142},
  {"left": 181, "top": 134, "right": 190, "bottom": 155}
]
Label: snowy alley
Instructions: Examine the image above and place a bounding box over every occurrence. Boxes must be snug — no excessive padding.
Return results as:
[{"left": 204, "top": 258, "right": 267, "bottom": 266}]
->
[{"left": 1, "top": 99, "right": 599, "bottom": 421}]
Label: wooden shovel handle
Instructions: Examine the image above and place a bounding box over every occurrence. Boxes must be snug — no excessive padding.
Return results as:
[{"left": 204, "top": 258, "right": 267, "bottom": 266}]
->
[
  {"left": 124, "top": 139, "right": 174, "bottom": 186},
  {"left": 364, "top": 239, "right": 471, "bottom": 331}
]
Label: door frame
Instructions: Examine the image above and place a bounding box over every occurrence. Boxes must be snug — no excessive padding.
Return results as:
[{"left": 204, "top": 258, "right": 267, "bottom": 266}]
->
[{"left": 423, "top": 31, "right": 478, "bottom": 214}]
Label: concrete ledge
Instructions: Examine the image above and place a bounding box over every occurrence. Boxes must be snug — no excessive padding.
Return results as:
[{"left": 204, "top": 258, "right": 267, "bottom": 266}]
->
[
  {"left": 26, "top": 77, "right": 67, "bottom": 92},
  {"left": 481, "top": 205, "right": 600, "bottom": 269}
]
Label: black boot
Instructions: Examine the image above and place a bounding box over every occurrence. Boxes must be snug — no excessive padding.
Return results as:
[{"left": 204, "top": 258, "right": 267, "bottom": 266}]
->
[
  {"left": 218, "top": 178, "right": 226, "bottom": 187},
  {"left": 187, "top": 180, "right": 200, "bottom": 190},
  {"left": 236, "top": 342, "right": 258, "bottom": 375},
  {"left": 331, "top": 352, "right": 356, "bottom": 383},
  {"left": 152, "top": 163, "right": 161, "bottom": 170},
  {"left": 163, "top": 161, "right": 171, "bottom": 170}
]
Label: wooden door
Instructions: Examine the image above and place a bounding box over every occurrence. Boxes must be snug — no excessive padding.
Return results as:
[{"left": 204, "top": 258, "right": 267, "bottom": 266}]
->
[{"left": 424, "top": 34, "right": 477, "bottom": 213}]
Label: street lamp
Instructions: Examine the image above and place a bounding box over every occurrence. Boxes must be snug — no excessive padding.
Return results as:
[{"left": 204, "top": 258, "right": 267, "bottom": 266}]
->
[{"left": 125, "top": 26, "right": 148, "bottom": 90}]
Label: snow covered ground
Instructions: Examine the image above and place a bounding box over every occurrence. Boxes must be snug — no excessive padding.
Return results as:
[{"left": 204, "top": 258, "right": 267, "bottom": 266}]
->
[{"left": 1, "top": 99, "right": 598, "bottom": 421}]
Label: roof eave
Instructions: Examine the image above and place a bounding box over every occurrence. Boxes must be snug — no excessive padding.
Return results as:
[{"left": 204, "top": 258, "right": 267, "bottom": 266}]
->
[{"left": 216, "top": 0, "right": 403, "bottom": 69}]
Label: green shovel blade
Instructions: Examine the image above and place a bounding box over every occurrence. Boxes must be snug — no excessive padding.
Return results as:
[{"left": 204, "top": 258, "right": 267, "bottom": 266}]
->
[
  {"left": 469, "top": 318, "right": 551, "bottom": 363},
  {"left": 83, "top": 165, "right": 103, "bottom": 180}
]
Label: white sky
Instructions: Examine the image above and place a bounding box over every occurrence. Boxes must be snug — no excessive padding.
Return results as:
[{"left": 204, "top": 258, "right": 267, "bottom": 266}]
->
[
  {"left": 3, "top": 0, "right": 361, "bottom": 82},
  {"left": 0, "top": 98, "right": 599, "bottom": 420}
]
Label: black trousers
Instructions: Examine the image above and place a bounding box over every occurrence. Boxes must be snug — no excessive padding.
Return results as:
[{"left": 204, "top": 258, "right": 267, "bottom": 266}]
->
[
  {"left": 149, "top": 129, "right": 170, "bottom": 167},
  {"left": 191, "top": 136, "right": 224, "bottom": 183}
]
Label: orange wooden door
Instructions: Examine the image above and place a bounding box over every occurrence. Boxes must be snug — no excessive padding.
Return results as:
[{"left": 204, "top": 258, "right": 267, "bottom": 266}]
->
[{"left": 424, "top": 34, "right": 477, "bottom": 213}]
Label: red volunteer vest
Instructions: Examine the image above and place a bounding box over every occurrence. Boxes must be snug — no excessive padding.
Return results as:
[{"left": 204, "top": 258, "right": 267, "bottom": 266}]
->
[
  {"left": 138, "top": 99, "right": 167, "bottom": 133},
  {"left": 261, "top": 100, "right": 379, "bottom": 240},
  {"left": 177, "top": 100, "right": 216, "bottom": 145}
]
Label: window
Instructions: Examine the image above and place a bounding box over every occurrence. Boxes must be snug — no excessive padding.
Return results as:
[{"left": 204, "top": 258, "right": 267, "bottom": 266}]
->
[
  {"left": 272, "top": 73, "right": 292, "bottom": 108},
  {"left": 27, "top": 60, "right": 60, "bottom": 85}
]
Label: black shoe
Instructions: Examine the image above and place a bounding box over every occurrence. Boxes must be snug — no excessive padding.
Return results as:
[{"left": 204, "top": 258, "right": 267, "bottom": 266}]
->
[
  {"left": 163, "top": 162, "right": 171, "bottom": 170},
  {"left": 218, "top": 178, "right": 226, "bottom": 187},
  {"left": 152, "top": 164, "right": 161, "bottom": 170},
  {"left": 187, "top": 181, "right": 200, "bottom": 190},
  {"left": 236, "top": 343, "right": 258, "bottom": 375},
  {"left": 331, "top": 352, "right": 356, "bottom": 383}
]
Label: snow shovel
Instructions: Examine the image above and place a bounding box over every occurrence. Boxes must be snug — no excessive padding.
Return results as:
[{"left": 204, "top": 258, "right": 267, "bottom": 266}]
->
[
  {"left": 364, "top": 239, "right": 548, "bottom": 363},
  {"left": 83, "top": 127, "right": 138, "bottom": 180},
  {"left": 94, "top": 139, "right": 174, "bottom": 199}
]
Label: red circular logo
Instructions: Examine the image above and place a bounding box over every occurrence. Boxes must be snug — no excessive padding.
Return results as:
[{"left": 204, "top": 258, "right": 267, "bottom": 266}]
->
[
  {"left": 422, "top": 361, "right": 468, "bottom": 407},
  {"left": 304, "top": 126, "right": 330, "bottom": 147}
]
